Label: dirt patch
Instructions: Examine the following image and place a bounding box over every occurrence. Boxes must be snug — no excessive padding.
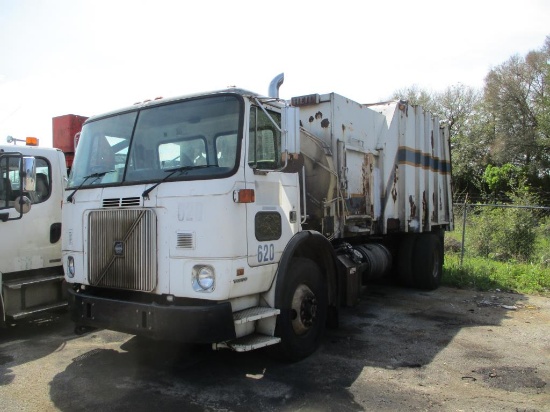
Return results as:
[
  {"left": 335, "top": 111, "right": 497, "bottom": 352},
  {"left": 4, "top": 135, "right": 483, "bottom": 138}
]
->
[{"left": 475, "top": 366, "right": 547, "bottom": 394}]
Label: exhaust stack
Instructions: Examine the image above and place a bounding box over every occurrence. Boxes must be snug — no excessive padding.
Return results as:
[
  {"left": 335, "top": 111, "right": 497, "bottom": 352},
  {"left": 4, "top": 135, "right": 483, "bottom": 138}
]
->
[{"left": 268, "top": 73, "right": 284, "bottom": 98}]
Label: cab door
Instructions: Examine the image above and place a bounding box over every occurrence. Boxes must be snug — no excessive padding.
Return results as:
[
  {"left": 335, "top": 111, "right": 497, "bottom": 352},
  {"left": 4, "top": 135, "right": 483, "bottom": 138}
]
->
[{"left": 244, "top": 104, "right": 301, "bottom": 268}]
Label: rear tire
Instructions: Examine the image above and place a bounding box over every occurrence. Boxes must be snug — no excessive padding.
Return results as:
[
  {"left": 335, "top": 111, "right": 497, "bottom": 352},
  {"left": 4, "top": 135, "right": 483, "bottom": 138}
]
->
[
  {"left": 269, "top": 258, "right": 327, "bottom": 361},
  {"left": 397, "top": 234, "right": 417, "bottom": 287},
  {"left": 412, "top": 233, "right": 443, "bottom": 290}
]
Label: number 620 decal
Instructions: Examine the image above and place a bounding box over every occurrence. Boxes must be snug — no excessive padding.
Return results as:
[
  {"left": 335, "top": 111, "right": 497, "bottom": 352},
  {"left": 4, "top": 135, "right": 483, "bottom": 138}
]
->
[{"left": 257, "top": 243, "right": 275, "bottom": 263}]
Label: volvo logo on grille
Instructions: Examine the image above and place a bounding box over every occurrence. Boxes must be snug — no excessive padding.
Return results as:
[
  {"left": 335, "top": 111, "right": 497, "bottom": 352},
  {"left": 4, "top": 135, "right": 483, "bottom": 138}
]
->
[{"left": 114, "top": 241, "right": 124, "bottom": 256}]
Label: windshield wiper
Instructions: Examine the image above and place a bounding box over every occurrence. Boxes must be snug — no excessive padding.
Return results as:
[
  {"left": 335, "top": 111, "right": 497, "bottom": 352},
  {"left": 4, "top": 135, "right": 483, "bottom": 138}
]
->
[
  {"left": 141, "top": 165, "right": 216, "bottom": 199},
  {"left": 67, "top": 170, "right": 114, "bottom": 202}
]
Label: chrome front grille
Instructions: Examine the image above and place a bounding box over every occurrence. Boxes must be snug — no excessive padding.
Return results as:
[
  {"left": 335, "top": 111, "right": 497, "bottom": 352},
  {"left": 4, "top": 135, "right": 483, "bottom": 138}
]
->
[{"left": 88, "top": 209, "right": 157, "bottom": 291}]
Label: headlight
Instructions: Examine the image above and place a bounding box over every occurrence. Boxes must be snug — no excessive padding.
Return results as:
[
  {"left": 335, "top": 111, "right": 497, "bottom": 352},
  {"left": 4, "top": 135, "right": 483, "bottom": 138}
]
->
[
  {"left": 67, "top": 256, "right": 75, "bottom": 278},
  {"left": 192, "top": 265, "right": 215, "bottom": 292}
]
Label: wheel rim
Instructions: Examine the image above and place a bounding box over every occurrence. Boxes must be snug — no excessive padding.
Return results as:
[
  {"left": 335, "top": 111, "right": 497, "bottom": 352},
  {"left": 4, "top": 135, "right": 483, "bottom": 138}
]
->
[{"left": 290, "top": 284, "right": 317, "bottom": 335}]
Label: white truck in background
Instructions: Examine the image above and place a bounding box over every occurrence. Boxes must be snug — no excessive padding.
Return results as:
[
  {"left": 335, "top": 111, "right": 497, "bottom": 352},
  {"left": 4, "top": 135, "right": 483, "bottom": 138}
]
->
[
  {"left": 0, "top": 142, "right": 68, "bottom": 325},
  {"left": 63, "top": 74, "right": 452, "bottom": 360},
  {"left": 0, "top": 115, "right": 86, "bottom": 326}
]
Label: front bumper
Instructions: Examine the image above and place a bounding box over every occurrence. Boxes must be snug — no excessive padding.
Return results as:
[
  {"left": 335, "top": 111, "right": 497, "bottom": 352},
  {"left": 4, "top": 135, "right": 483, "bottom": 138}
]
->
[{"left": 68, "top": 288, "right": 236, "bottom": 343}]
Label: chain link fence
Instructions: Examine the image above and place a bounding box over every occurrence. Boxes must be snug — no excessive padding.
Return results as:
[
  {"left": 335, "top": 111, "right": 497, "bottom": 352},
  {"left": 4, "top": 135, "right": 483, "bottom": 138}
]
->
[{"left": 449, "top": 203, "right": 550, "bottom": 266}]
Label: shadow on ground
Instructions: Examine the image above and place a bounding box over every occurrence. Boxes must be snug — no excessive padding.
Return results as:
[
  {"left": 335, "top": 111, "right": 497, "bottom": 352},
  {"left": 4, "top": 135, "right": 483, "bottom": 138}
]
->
[
  {"left": 46, "top": 284, "right": 530, "bottom": 411},
  {"left": 0, "top": 310, "right": 72, "bottom": 386}
]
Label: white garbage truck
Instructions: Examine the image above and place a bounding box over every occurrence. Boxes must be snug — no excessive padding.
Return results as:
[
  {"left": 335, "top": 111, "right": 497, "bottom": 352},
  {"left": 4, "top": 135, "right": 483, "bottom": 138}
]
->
[{"left": 63, "top": 74, "right": 453, "bottom": 360}]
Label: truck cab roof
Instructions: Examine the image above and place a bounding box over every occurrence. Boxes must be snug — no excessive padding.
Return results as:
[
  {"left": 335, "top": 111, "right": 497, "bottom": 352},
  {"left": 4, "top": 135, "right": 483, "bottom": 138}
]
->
[
  {"left": 84, "top": 88, "right": 267, "bottom": 124},
  {"left": 0, "top": 145, "right": 64, "bottom": 156}
]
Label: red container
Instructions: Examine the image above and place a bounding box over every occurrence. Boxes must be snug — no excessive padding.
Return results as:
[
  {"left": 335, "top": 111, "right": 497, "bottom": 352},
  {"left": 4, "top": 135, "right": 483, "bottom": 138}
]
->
[
  {"left": 52, "top": 114, "right": 88, "bottom": 169},
  {"left": 52, "top": 114, "right": 88, "bottom": 153}
]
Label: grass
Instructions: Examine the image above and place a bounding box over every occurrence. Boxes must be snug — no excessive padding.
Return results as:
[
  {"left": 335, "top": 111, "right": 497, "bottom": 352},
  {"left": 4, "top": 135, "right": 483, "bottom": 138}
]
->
[{"left": 443, "top": 252, "right": 550, "bottom": 297}]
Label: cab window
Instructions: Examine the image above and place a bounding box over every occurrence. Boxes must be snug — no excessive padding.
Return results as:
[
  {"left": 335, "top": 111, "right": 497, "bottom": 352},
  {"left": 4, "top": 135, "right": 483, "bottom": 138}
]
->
[
  {"left": 158, "top": 137, "right": 207, "bottom": 169},
  {"left": 0, "top": 156, "right": 51, "bottom": 207},
  {"left": 31, "top": 159, "right": 52, "bottom": 204},
  {"left": 248, "top": 106, "right": 282, "bottom": 170}
]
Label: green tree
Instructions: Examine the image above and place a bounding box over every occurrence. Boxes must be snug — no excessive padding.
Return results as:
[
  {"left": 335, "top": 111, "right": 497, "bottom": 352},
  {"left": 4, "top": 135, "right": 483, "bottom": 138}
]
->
[
  {"left": 536, "top": 37, "right": 550, "bottom": 146},
  {"left": 437, "top": 85, "right": 488, "bottom": 198},
  {"left": 482, "top": 163, "right": 526, "bottom": 199},
  {"left": 484, "top": 37, "right": 550, "bottom": 177},
  {"left": 391, "top": 84, "right": 435, "bottom": 111}
]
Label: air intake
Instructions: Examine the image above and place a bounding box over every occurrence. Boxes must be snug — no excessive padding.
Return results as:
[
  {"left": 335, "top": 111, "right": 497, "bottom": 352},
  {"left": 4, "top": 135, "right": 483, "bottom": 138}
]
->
[
  {"left": 176, "top": 232, "right": 195, "bottom": 249},
  {"left": 103, "top": 197, "right": 142, "bottom": 208}
]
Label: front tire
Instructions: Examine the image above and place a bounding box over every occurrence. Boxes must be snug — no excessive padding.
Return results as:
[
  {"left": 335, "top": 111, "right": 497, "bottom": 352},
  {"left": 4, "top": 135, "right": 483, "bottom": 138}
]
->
[{"left": 270, "top": 258, "right": 327, "bottom": 361}]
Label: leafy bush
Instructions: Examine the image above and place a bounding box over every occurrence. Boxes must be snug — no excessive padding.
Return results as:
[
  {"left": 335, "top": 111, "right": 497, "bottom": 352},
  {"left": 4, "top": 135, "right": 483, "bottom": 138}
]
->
[
  {"left": 465, "top": 189, "right": 538, "bottom": 262},
  {"left": 467, "top": 207, "right": 504, "bottom": 258}
]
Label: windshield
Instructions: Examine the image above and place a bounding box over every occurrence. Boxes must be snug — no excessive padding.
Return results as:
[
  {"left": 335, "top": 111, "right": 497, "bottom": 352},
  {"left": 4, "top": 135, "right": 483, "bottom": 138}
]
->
[{"left": 68, "top": 95, "right": 243, "bottom": 188}]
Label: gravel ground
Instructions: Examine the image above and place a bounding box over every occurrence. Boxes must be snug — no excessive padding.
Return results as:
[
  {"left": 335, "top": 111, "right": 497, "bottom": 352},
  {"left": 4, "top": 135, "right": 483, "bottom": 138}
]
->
[{"left": 1, "top": 284, "right": 549, "bottom": 411}]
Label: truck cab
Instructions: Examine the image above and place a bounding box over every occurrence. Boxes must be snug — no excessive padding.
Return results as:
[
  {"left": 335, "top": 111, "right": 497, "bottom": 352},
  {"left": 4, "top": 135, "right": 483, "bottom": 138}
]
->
[{"left": 0, "top": 143, "right": 68, "bottom": 325}]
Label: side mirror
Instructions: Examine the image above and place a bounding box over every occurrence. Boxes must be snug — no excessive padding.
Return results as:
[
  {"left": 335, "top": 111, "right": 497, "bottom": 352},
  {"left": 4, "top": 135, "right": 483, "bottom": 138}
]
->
[
  {"left": 21, "top": 156, "right": 36, "bottom": 192},
  {"left": 14, "top": 195, "right": 32, "bottom": 214},
  {"left": 0, "top": 153, "right": 36, "bottom": 221},
  {"left": 282, "top": 106, "right": 300, "bottom": 154},
  {"left": 280, "top": 106, "right": 302, "bottom": 174}
]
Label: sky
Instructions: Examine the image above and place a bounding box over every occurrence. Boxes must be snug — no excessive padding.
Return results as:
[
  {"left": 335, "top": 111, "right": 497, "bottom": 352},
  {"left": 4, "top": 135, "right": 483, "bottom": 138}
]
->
[{"left": 1, "top": 0, "right": 549, "bottom": 148}]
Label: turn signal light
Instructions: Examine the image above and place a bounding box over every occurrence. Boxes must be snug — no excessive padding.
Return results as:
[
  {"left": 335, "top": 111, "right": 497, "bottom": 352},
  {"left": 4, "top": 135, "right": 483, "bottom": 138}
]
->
[{"left": 233, "top": 189, "right": 255, "bottom": 203}]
